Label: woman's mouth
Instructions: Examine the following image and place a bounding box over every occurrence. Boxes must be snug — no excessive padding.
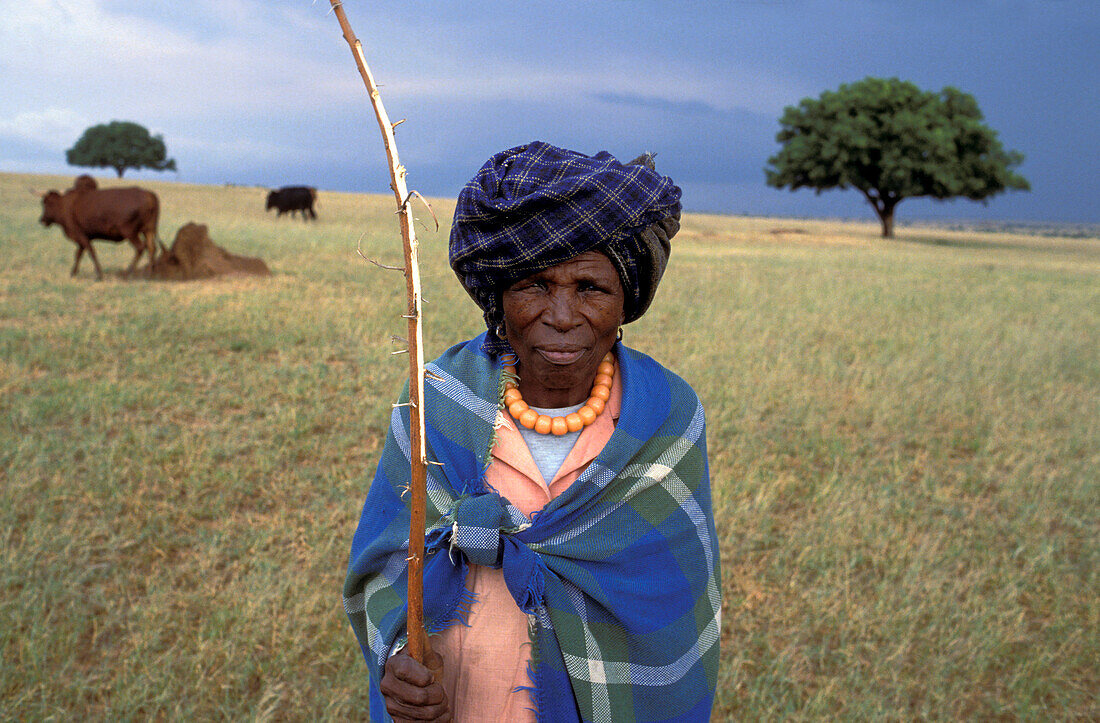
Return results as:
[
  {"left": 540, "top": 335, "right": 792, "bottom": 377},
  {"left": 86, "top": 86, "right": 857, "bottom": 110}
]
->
[{"left": 536, "top": 347, "right": 586, "bottom": 365}]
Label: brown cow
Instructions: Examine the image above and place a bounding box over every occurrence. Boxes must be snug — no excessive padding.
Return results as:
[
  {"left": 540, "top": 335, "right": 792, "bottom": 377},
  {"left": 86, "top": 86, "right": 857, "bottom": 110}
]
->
[{"left": 39, "top": 175, "right": 160, "bottom": 279}]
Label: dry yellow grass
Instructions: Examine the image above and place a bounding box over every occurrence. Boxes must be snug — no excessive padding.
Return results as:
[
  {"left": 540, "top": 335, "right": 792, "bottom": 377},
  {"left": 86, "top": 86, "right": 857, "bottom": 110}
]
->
[{"left": 1, "top": 171, "right": 1097, "bottom": 719}]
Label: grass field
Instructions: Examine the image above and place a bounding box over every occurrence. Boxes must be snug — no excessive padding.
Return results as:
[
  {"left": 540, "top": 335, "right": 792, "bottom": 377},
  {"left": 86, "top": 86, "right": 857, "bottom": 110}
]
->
[{"left": 2, "top": 171, "right": 1097, "bottom": 720}]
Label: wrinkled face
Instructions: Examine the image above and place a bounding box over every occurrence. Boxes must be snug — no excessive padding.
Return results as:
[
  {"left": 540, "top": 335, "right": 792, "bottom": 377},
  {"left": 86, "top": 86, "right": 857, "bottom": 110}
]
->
[
  {"left": 502, "top": 250, "right": 625, "bottom": 408},
  {"left": 39, "top": 191, "right": 62, "bottom": 226}
]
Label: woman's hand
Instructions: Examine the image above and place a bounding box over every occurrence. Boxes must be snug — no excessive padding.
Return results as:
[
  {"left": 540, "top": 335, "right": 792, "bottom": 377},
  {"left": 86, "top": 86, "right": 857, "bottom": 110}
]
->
[{"left": 380, "top": 648, "right": 451, "bottom": 722}]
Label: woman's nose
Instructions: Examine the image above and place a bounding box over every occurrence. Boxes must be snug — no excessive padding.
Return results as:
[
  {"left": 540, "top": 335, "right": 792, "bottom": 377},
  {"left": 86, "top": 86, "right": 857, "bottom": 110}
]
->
[{"left": 543, "top": 289, "right": 580, "bottom": 331}]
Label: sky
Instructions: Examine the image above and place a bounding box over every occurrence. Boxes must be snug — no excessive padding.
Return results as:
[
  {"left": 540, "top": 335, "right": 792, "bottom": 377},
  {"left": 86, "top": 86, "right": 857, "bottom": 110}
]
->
[{"left": 2, "top": 0, "right": 1098, "bottom": 225}]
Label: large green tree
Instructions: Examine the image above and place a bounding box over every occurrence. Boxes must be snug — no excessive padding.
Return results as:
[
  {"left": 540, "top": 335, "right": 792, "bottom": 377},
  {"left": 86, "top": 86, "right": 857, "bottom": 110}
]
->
[
  {"left": 765, "top": 77, "right": 1029, "bottom": 237},
  {"left": 66, "top": 120, "right": 177, "bottom": 178}
]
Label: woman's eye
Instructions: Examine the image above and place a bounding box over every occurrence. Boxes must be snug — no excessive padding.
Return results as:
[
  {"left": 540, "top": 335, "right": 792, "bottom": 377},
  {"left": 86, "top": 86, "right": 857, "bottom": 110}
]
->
[{"left": 514, "top": 280, "right": 546, "bottom": 293}]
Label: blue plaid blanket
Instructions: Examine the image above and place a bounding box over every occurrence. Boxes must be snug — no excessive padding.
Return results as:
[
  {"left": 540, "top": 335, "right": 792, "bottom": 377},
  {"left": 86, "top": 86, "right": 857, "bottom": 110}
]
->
[{"left": 344, "top": 332, "right": 720, "bottom": 722}]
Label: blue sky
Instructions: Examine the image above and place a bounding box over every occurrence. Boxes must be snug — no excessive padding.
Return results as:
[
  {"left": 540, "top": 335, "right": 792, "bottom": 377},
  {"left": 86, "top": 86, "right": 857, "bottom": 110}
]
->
[{"left": 2, "top": 0, "right": 1098, "bottom": 224}]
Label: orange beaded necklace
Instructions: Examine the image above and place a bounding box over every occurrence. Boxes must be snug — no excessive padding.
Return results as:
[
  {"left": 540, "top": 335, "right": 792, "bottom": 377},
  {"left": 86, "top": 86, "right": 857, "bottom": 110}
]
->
[{"left": 502, "top": 352, "right": 615, "bottom": 435}]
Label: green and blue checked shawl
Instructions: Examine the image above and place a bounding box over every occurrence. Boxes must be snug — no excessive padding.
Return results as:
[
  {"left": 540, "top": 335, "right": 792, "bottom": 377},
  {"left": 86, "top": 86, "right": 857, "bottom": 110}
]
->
[{"left": 344, "top": 332, "right": 720, "bottom": 722}]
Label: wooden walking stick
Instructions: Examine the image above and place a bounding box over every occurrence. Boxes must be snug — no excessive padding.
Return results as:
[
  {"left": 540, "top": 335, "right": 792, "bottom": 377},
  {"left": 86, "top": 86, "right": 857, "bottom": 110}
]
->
[{"left": 329, "top": 1, "right": 438, "bottom": 669}]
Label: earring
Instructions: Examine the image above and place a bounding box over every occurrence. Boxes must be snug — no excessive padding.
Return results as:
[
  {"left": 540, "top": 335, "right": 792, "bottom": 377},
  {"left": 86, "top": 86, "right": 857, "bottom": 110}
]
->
[
  {"left": 496, "top": 323, "right": 507, "bottom": 339},
  {"left": 616, "top": 327, "right": 623, "bottom": 342}
]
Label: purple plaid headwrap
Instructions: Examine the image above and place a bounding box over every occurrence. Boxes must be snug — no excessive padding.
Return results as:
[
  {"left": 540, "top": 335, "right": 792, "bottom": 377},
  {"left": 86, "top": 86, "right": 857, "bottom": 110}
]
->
[{"left": 449, "top": 141, "right": 682, "bottom": 355}]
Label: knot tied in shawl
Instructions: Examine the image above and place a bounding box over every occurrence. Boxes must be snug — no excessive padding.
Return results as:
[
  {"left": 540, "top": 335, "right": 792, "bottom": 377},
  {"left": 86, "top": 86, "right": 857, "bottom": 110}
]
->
[
  {"left": 429, "top": 492, "right": 515, "bottom": 567},
  {"left": 344, "top": 334, "right": 720, "bottom": 722},
  {"left": 426, "top": 492, "right": 547, "bottom": 613},
  {"left": 449, "top": 141, "right": 682, "bottom": 356}
]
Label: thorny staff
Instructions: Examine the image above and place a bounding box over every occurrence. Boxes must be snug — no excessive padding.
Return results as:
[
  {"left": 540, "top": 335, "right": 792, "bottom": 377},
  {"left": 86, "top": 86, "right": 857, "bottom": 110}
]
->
[{"left": 329, "top": 1, "right": 438, "bottom": 667}]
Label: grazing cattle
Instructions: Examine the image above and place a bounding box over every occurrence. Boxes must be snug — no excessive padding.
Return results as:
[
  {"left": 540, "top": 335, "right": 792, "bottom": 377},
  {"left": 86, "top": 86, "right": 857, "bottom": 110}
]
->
[
  {"left": 265, "top": 186, "right": 318, "bottom": 220},
  {"left": 39, "top": 175, "right": 160, "bottom": 279}
]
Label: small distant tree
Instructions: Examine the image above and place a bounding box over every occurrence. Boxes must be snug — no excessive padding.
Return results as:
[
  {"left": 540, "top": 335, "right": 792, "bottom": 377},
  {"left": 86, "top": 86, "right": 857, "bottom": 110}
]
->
[
  {"left": 66, "top": 120, "right": 177, "bottom": 178},
  {"left": 765, "top": 77, "right": 1029, "bottom": 237}
]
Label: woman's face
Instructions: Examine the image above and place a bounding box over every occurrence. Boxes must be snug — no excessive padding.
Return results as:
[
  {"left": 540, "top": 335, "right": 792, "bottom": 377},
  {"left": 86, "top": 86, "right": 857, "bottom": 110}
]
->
[{"left": 502, "top": 251, "right": 625, "bottom": 408}]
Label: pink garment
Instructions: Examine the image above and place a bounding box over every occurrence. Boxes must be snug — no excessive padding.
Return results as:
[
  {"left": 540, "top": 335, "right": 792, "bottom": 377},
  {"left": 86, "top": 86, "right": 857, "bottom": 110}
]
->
[{"left": 432, "top": 366, "right": 622, "bottom": 722}]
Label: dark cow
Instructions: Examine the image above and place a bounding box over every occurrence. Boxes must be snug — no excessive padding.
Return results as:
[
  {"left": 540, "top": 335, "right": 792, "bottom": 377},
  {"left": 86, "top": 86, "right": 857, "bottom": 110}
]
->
[
  {"left": 39, "top": 175, "right": 159, "bottom": 279},
  {"left": 265, "top": 186, "right": 317, "bottom": 220}
]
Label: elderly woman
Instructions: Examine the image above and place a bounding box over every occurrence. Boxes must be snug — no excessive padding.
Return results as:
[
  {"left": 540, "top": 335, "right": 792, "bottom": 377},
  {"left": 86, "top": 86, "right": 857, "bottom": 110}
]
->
[{"left": 344, "top": 142, "right": 720, "bottom": 722}]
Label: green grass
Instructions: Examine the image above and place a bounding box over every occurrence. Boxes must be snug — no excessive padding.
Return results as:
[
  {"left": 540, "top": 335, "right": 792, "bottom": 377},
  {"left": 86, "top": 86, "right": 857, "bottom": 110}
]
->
[{"left": 2, "top": 172, "right": 1097, "bottom": 720}]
